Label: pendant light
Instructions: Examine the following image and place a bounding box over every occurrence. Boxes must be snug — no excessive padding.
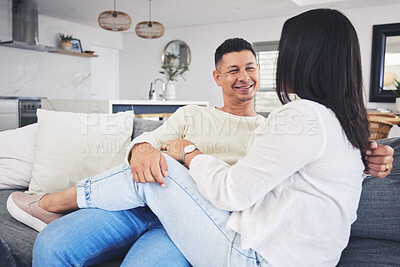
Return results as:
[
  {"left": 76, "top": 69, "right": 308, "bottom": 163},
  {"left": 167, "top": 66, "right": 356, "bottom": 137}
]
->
[
  {"left": 98, "top": 0, "right": 132, "bottom": 32},
  {"left": 135, "top": 0, "right": 165, "bottom": 39}
]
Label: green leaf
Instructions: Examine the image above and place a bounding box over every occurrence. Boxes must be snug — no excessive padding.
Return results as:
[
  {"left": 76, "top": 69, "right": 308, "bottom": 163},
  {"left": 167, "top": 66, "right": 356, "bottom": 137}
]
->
[{"left": 159, "top": 60, "right": 189, "bottom": 82}]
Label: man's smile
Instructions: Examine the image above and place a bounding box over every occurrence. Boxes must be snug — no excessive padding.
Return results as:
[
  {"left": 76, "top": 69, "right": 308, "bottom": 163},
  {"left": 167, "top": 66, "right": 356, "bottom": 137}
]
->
[{"left": 233, "top": 83, "right": 255, "bottom": 93}]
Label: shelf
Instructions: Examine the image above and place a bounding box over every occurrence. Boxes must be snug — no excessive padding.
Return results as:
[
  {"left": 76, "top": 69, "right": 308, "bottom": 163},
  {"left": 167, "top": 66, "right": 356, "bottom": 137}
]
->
[{"left": 49, "top": 50, "right": 98, "bottom": 58}]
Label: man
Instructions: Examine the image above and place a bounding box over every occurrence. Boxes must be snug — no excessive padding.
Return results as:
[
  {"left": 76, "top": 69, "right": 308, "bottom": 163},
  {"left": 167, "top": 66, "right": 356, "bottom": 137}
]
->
[{"left": 8, "top": 38, "right": 393, "bottom": 266}]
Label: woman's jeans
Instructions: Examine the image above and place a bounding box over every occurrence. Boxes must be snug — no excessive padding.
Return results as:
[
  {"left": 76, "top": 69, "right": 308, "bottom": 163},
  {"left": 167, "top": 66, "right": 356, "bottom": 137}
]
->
[{"left": 34, "top": 154, "right": 269, "bottom": 266}]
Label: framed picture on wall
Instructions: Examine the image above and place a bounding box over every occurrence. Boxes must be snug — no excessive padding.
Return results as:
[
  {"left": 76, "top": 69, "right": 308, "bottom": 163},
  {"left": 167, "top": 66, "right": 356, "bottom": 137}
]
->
[{"left": 70, "top": 39, "right": 83, "bottom": 53}]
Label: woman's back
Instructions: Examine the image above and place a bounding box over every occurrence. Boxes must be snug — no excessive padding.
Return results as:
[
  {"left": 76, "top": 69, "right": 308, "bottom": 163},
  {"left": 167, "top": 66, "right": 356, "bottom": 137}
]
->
[{"left": 191, "top": 99, "right": 365, "bottom": 266}]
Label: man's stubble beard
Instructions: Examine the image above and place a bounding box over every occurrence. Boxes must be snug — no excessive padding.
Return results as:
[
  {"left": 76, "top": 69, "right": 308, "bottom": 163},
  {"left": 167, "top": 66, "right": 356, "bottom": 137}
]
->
[{"left": 237, "top": 94, "right": 256, "bottom": 103}]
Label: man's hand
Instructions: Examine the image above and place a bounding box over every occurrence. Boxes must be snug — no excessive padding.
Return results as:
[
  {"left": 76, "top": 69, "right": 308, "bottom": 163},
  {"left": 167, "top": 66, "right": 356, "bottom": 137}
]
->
[
  {"left": 129, "top": 143, "right": 168, "bottom": 187},
  {"left": 364, "top": 141, "right": 394, "bottom": 179}
]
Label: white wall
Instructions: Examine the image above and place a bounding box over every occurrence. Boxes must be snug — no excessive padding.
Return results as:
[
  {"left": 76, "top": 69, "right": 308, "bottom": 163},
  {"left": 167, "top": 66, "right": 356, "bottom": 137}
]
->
[
  {"left": 38, "top": 16, "right": 123, "bottom": 51},
  {"left": 119, "top": 3, "right": 400, "bottom": 108}
]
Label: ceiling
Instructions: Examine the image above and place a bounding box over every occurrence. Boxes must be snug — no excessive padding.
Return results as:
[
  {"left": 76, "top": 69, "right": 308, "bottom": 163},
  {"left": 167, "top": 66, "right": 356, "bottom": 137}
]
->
[{"left": 36, "top": 0, "right": 399, "bottom": 32}]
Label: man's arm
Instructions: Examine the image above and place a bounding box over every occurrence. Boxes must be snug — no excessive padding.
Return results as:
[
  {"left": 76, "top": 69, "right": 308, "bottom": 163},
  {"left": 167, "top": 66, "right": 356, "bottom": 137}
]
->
[
  {"left": 365, "top": 141, "right": 394, "bottom": 179},
  {"left": 126, "top": 107, "right": 189, "bottom": 186}
]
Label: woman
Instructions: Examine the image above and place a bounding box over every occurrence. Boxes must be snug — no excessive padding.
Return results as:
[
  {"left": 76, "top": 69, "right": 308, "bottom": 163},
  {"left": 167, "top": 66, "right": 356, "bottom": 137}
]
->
[
  {"left": 33, "top": 8, "right": 369, "bottom": 266},
  {"left": 156, "top": 8, "right": 370, "bottom": 266}
]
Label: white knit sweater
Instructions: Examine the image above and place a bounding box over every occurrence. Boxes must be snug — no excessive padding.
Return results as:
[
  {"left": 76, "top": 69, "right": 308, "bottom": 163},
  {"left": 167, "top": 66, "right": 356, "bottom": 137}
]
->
[{"left": 126, "top": 105, "right": 266, "bottom": 165}]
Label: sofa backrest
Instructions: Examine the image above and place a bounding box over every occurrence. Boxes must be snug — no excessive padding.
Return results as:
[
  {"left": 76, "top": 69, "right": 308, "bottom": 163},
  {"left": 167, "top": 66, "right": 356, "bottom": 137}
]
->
[{"left": 131, "top": 118, "right": 163, "bottom": 140}]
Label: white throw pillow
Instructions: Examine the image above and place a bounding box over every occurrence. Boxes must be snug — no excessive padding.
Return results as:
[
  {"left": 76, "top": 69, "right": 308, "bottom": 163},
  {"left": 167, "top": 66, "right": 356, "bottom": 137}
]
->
[
  {"left": 0, "top": 124, "right": 37, "bottom": 189},
  {"left": 28, "top": 109, "right": 133, "bottom": 194}
]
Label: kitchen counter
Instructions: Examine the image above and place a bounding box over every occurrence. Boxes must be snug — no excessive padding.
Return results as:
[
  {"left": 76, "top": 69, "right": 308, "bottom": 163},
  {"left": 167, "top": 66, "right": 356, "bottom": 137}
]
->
[{"left": 41, "top": 99, "right": 209, "bottom": 115}]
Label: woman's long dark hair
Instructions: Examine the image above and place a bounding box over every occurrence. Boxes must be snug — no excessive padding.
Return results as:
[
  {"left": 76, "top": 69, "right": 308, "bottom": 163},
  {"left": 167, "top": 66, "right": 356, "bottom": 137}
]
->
[{"left": 276, "top": 9, "right": 370, "bottom": 163}]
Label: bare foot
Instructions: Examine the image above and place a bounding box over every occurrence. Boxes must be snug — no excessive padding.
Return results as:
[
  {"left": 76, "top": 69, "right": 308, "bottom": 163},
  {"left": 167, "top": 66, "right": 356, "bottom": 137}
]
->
[{"left": 37, "top": 187, "right": 78, "bottom": 213}]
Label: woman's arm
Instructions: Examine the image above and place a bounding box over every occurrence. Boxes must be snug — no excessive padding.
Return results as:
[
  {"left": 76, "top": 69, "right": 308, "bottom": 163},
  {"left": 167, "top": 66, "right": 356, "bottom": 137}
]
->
[{"left": 165, "top": 104, "right": 328, "bottom": 211}]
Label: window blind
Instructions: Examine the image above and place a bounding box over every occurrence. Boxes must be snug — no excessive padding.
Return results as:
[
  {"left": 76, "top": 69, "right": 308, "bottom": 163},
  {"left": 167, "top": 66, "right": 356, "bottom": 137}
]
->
[{"left": 253, "top": 41, "right": 281, "bottom": 112}]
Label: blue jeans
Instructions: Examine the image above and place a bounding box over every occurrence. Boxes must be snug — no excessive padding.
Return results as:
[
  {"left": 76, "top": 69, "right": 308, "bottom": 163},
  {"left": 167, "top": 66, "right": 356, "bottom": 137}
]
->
[
  {"left": 34, "top": 154, "right": 270, "bottom": 266},
  {"left": 34, "top": 207, "right": 190, "bottom": 266}
]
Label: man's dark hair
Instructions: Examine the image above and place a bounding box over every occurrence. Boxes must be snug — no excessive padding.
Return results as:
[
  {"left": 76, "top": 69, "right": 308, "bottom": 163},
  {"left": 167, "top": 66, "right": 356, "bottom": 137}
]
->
[
  {"left": 214, "top": 38, "right": 256, "bottom": 67},
  {"left": 276, "top": 8, "right": 370, "bottom": 164}
]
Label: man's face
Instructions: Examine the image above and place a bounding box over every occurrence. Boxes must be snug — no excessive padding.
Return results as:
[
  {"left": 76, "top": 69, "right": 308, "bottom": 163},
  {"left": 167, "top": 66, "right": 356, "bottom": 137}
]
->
[{"left": 213, "top": 50, "right": 260, "bottom": 103}]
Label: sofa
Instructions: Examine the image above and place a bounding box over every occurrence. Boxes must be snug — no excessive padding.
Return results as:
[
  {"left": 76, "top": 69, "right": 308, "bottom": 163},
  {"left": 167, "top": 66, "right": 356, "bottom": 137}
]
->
[{"left": 0, "top": 117, "right": 399, "bottom": 266}]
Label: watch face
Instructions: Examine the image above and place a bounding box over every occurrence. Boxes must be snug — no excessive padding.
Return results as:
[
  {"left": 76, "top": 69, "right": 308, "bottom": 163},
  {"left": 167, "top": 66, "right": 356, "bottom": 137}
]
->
[{"left": 184, "top": 144, "right": 196, "bottom": 154}]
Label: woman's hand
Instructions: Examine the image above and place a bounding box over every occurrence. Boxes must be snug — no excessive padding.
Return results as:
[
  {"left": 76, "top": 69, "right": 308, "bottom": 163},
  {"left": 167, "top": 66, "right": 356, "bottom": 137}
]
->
[
  {"left": 364, "top": 141, "right": 394, "bottom": 178},
  {"left": 161, "top": 138, "right": 195, "bottom": 162}
]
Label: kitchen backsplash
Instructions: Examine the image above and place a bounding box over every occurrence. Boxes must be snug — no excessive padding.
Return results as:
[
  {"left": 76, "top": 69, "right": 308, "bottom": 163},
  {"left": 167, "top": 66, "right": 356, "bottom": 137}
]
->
[{"left": 0, "top": 46, "right": 91, "bottom": 98}]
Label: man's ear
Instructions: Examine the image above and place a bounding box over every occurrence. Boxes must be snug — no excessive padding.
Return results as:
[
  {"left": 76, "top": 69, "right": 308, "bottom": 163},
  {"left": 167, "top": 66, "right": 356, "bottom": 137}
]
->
[{"left": 213, "top": 70, "right": 222, "bottom": 86}]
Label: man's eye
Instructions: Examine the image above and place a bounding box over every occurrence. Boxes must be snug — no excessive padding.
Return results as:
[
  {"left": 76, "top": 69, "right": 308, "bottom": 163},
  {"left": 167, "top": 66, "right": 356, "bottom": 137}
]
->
[
  {"left": 246, "top": 67, "right": 255, "bottom": 71},
  {"left": 229, "top": 70, "right": 239, "bottom": 73}
]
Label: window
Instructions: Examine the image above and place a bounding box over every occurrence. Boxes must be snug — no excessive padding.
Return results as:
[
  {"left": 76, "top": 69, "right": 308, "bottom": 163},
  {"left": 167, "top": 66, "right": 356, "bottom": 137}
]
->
[
  {"left": 253, "top": 41, "right": 282, "bottom": 113},
  {"left": 253, "top": 41, "right": 279, "bottom": 91}
]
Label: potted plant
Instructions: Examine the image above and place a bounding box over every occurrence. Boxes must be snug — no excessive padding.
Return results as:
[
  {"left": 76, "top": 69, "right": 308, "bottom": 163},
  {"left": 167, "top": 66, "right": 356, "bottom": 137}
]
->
[
  {"left": 159, "top": 53, "right": 189, "bottom": 100},
  {"left": 58, "top": 33, "right": 74, "bottom": 51}
]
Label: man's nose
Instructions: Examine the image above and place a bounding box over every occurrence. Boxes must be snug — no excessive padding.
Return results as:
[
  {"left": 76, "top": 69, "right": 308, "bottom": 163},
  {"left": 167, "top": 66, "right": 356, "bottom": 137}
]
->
[{"left": 238, "top": 70, "right": 250, "bottom": 81}]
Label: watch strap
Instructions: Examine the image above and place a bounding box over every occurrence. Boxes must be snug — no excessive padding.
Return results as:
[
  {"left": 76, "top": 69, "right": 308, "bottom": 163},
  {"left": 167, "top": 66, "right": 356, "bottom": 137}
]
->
[{"left": 182, "top": 150, "right": 186, "bottom": 163}]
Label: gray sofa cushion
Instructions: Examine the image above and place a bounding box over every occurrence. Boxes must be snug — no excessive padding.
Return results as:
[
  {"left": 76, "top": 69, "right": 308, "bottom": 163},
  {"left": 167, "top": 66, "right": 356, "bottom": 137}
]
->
[
  {"left": 0, "top": 238, "right": 17, "bottom": 267},
  {"left": 0, "top": 189, "right": 36, "bottom": 267},
  {"left": 338, "top": 236, "right": 400, "bottom": 266},
  {"left": 350, "top": 138, "right": 400, "bottom": 242}
]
